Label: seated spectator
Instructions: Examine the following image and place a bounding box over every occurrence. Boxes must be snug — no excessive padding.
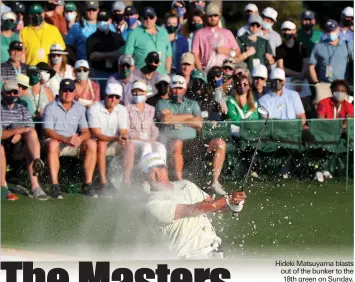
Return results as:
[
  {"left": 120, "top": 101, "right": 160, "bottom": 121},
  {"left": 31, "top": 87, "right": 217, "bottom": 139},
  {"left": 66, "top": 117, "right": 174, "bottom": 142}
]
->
[
  {"left": 1, "top": 80, "right": 49, "bottom": 200},
  {"left": 47, "top": 44, "right": 75, "bottom": 96},
  {"left": 73, "top": 60, "right": 100, "bottom": 107},
  {"left": 165, "top": 12, "right": 189, "bottom": 74},
  {"left": 180, "top": 9, "right": 204, "bottom": 51},
  {"left": 132, "top": 52, "right": 161, "bottom": 98},
  {"left": 12, "top": 1, "right": 25, "bottom": 32},
  {"left": 43, "top": 79, "right": 97, "bottom": 199},
  {"left": 179, "top": 52, "right": 195, "bottom": 86},
  {"left": 1, "top": 11, "right": 20, "bottom": 63},
  {"left": 111, "top": 1, "right": 127, "bottom": 34},
  {"left": 37, "top": 61, "right": 56, "bottom": 89},
  {"left": 87, "top": 82, "right": 133, "bottom": 195},
  {"left": 251, "top": 64, "right": 269, "bottom": 101},
  {"left": 260, "top": 7, "right": 282, "bottom": 55},
  {"left": 64, "top": 2, "right": 78, "bottom": 30},
  {"left": 156, "top": 75, "right": 202, "bottom": 181},
  {"left": 20, "top": 3, "right": 65, "bottom": 66},
  {"left": 340, "top": 7, "right": 354, "bottom": 42},
  {"left": 221, "top": 58, "right": 237, "bottom": 95},
  {"left": 236, "top": 14, "right": 273, "bottom": 72},
  {"left": 1, "top": 41, "right": 28, "bottom": 81},
  {"left": 146, "top": 74, "right": 171, "bottom": 107},
  {"left": 107, "top": 54, "right": 135, "bottom": 105},
  {"left": 16, "top": 74, "right": 33, "bottom": 113},
  {"left": 44, "top": 0, "right": 67, "bottom": 37},
  {"left": 126, "top": 80, "right": 166, "bottom": 184},
  {"left": 121, "top": 6, "right": 141, "bottom": 41},
  {"left": 317, "top": 80, "right": 354, "bottom": 119},
  {"left": 234, "top": 61, "right": 251, "bottom": 79},
  {"left": 237, "top": 3, "right": 259, "bottom": 37}
]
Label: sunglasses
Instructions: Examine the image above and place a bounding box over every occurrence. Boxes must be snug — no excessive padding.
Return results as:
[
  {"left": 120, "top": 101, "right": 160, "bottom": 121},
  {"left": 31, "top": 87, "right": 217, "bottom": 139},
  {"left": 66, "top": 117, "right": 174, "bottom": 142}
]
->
[
  {"left": 19, "top": 85, "right": 28, "bottom": 90},
  {"left": 6, "top": 90, "right": 18, "bottom": 95},
  {"left": 50, "top": 54, "right": 62, "bottom": 57},
  {"left": 120, "top": 64, "right": 131, "bottom": 69},
  {"left": 254, "top": 77, "right": 265, "bottom": 81},
  {"left": 86, "top": 9, "right": 98, "bottom": 12},
  {"left": 208, "top": 14, "right": 219, "bottom": 18},
  {"left": 172, "top": 81, "right": 185, "bottom": 85},
  {"left": 148, "top": 59, "right": 159, "bottom": 64},
  {"left": 236, "top": 82, "right": 249, "bottom": 87},
  {"left": 144, "top": 15, "right": 155, "bottom": 20},
  {"left": 223, "top": 66, "right": 233, "bottom": 71},
  {"left": 76, "top": 69, "right": 89, "bottom": 73},
  {"left": 107, "top": 94, "right": 120, "bottom": 99},
  {"left": 250, "top": 23, "right": 261, "bottom": 28}
]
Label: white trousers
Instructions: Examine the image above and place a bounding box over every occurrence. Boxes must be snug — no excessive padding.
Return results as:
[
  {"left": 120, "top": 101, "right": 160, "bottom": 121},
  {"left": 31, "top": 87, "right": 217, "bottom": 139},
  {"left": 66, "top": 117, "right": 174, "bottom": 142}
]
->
[{"left": 132, "top": 140, "right": 167, "bottom": 161}]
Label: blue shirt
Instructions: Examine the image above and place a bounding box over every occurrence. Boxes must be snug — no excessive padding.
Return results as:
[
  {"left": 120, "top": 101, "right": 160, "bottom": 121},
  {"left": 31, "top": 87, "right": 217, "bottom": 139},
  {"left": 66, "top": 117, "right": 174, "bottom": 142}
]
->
[
  {"left": 259, "top": 88, "right": 305, "bottom": 120},
  {"left": 43, "top": 98, "right": 88, "bottom": 137},
  {"left": 321, "top": 29, "right": 354, "bottom": 43},
  {"left": 65, "top": 21, "right": 116, "bottom": 60},
  {"left": 309, "top": 39, "right": 354, "bottom": 83},
  {"left": 171, "top": 34, "right": 189, "bottom": 72}
]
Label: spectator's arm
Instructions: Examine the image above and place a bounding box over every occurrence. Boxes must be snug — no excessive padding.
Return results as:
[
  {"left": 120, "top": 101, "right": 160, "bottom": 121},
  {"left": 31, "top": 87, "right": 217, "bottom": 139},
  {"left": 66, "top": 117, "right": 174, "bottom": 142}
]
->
[
  {"left": 124, "top": 30, "right": 135, "bottom": 55},
  {"left": 1, "top": 128, "right": 30, "bottom": 140},
  {"left": 183, "top": 116, "right": 203, "bottom": 129},
  {"left": 165, "top": 56, "right": 172, "bottom": 74},
  {"left": 191, "top": 31, "right": 203, "bottom": 70},
  {"left": 309, "top": 64, "right": 319, "bottom": 83},
  {"left": 300, "top": 58, "right": 309, "bottom": 78},
  {"left": 45, "top": 87, "right": 55, "bottom": 102},
  {"left": 43, "top": 128, "right": 71, "bottom": 144},
  {"left": 309, "top": 46, "right": 319, "bottom": 83},
  {"left": 150, "top": 108, "right": 159, "bottom": 140},
  {"left": 78, "top": 127, "right": 91, "bottom": 142},
  {"left": 90, "top": 128, "right": 119, "bottom": 142},
  {"left": 226, "top": 100, "right": 240, "bottom": 122},
  {"left": 78, "top": 108, "right": 90, "bottom": 141},
  {"left": 316, "top": 100, "right": 327, "bottom": 119},
  {"left": 294, "top": 94, "right": 306, "bottom": 125}
]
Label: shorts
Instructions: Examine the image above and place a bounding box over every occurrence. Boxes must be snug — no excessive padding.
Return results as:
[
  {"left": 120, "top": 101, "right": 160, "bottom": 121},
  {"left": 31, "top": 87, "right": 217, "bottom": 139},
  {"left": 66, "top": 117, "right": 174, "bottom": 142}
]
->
[
  {"left": 106, "top": 142, "right": 124, "bottom": 157},
  {"left": 1, "top": 139, "right": 26, "bottom": 160},
  {"left": 44, "top": 139, "right": 81, "bottom": 158}
]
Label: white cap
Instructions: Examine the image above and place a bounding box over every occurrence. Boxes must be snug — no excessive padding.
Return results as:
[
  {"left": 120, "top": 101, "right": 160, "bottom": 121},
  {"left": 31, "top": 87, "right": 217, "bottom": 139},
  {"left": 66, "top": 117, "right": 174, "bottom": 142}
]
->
[
  {"left": 132, "top": 80, "right": 148, "bottom": 92},
  {"left": 244, "top": 3, "right": 258, "bottom": 13},
  {"left": 140, "top": 152, "right": 167, "bottom": 174},
  {"left": 74, "top": 59, "right": 90, "bottom": 69},
  {"left": 1, "top": 11, "right": 16, "bottom": 21},
  {"left": 112, "top": 1, "right": 126, "bottom": 12},
  {"left": 342, "top": 7, "right": 354, "bottom": 17},
  {"left": 50, "top": 44, "right": 68, "bottom": 55},
  {"left": 170, "top": 75, "right": 187, "bottom": 89},
  {"left": 262, "top": 7, "right": 278, "bottom": 22},
  {"left": 270, "top": 68, "right": 285, "bottom": 81},
  {"left": 281, "top": 21, "right": 296, "bottom": 30},
  {"left": 118, "top": 54, "right": 135, "bottom": 66},
  {"left": 252, "top": 64, "right": 268, "bottom": 79},
  {"left": 155, "top": 74, "right": 171, "bottom": 85},
  {"left": 105, "top": 82, "right": 123, "bottom": 96}
]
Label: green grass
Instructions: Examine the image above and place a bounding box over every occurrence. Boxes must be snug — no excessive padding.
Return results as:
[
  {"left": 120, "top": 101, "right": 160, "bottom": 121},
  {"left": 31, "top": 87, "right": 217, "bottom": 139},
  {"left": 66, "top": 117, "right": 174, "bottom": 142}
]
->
[{"left": 1, "top": 179, "right": 353, "bottom": 259}]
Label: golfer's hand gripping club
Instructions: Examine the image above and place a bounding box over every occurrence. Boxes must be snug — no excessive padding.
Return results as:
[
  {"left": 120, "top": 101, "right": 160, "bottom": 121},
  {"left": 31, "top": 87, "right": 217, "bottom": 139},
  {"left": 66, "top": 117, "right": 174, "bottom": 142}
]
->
[{"left": 225, "top": 192, "right": 247, "bottom": 213}]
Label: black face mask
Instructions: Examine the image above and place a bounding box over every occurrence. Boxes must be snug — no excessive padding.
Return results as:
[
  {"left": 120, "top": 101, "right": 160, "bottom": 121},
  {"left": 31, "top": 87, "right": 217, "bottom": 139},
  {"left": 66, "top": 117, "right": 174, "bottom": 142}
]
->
[
  {"left": 156, "top": 82, "right": 169, "bottom": 95},
  {"left": 302, "top": 23, "right": 313, "bottom": 31},
  {"left": 343, "top": 19, "right": 353, "bottom": 27},
  {"left": 113, "top": 14, "right": 124, "bottom": 23},
  {"left": 271, "top": 80, "right": 283, "bottom": 92},
  {"left": 3, "top": 95, "right": 18, "bottom": 105},
  {"left": 166, "top": 26, "right": 178, "bottom": 34},
  {"left": 31, "top": 15, "right": 43, "bottom": 26},
  {"left": 283, "top": 33, "right": 293, "bottom": 41},
  {"left": 191, "top": 79, "right": 204, "bottom": 92},
  {"left": 146, "top": 64, "right": 158, "bottom": 72},
  {"left": 47, "top": 2, "right": 57, "bottom": 11}
]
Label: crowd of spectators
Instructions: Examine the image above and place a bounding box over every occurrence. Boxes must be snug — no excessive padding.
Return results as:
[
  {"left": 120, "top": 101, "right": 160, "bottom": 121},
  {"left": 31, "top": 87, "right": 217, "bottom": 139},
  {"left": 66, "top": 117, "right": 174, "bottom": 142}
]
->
[{"left": 1, "top": 0, "right": 354, "bottom": 200}]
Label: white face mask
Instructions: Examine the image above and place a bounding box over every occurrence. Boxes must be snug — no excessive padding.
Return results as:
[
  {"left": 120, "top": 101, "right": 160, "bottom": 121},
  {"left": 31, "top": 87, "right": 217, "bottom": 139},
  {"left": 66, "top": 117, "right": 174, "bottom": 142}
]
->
[
  {"left": 65, "top": 12, "right": 76, "bottom": 22},
  {"left": 76, "top": 71, "right": 89, "bottom": 81},
  {"left": 333, "top": 91, "right": 347, "bottom": 102},
  {"left": 51, "top": 56, "right": 62, "bottom": 65},
  {"left": 40, "top": 71, "right": 51, "bottom": 83},
  {"left": 262, "top": 21, "right": 273, "bottom": 30}
]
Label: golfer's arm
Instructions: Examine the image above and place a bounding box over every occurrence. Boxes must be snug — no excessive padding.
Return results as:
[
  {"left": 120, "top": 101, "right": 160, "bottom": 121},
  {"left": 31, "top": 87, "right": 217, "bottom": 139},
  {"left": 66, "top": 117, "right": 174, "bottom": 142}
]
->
[
  {"left": 174, "top": 198, "right": 227, "bottom": 220},
  {"left": 43, "top": 128, "right": 70, "bottom": 144},
  {"left": 90, "top": 128, "right": 118, "bottom": 143}
]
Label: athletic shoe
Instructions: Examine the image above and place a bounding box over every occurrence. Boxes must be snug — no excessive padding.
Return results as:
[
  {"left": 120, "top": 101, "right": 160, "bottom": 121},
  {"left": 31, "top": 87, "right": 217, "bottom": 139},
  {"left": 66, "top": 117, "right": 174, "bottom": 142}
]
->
[
  {"left": 7, "top": 192, "right": 19, "bottom": 201},
  {"left": 96, "top": 183, "right": 112, "bottom": 198},
  {"left": 32, "top": 158, "right": 45, "bottom": 177},
  {"left": 315, "top": 171, "right": 324, "bottom": 183},
  {"left": 31, "top": 187, "right": 50, "bottom": 200},
  {"left": 323, "top": 171, "right": 333, "bottom": 179},
  {"left": 211, "top": 182, "right": 227, "bottom": 196},
  {"left": 50, "top": 184, "right": 63, "bottom": 199},
  {"left": 82, "top": 183, "right": 98, "bottom": 198},
  {"left": 9, "top": 185, "right": 29, "bottom": 196}
]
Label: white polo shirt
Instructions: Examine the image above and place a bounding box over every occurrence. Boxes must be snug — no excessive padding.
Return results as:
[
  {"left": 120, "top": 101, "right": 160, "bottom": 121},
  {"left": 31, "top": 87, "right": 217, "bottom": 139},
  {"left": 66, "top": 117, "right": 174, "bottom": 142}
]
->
[
  {"left": 146, "top": 180, "right": 222, "bottom": 258},
  {"left": 86, "top": 101, "right": 128, "bottom": 137}
]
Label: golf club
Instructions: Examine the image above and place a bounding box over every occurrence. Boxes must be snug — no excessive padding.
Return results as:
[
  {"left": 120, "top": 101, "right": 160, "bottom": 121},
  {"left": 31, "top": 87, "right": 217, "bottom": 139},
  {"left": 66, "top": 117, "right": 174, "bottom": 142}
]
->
[{"left": 241, "top": 106, "right": 270, "bottom": 192}]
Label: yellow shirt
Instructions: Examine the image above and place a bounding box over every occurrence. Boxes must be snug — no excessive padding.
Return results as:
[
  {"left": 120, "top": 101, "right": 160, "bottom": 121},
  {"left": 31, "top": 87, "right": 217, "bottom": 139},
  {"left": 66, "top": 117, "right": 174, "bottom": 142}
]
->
[{"left": 20, "top": 22, "right": 65, "bottom": 65}]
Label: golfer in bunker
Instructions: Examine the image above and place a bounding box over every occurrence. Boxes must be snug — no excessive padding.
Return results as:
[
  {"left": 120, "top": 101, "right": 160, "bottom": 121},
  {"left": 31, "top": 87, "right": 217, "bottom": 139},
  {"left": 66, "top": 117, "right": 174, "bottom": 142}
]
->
[{"left": 142, "top": 152, "right": 247, "bottom": 259}]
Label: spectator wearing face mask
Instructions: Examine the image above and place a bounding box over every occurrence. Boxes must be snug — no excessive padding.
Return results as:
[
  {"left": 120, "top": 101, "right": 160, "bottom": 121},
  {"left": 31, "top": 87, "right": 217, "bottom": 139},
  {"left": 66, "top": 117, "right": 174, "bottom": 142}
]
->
[
  {"left": 221, "top": 58, "right": 236, "bottom": 95},
  {"left": 47, "top": 44, "right": 74, "bottom": 96},
  {"left": 251, "top": 64, "right": 269, "bottom": 101},
  {"left": 181, "top": 9, "right": 204, "bottom": 51},
  {"left": 171, "top": 0, "right": 187, "bottom": 28},
  {"left": 1, "top": 41, "right": 27, "bottom": 81},
  {"left": 147, "top": 74, "right": 171, "bottom": 107},
  {"left": 111, "top": 1, "right": 126, "bottom": 34},
  {"left": 44, "top": 0, "right": 67, "bottom": 37},
  {"left": 16, "top": 74, "right": 34, "bottom": 114},
  {"left": 237, "top": 3, "right": 259, "bottom": 37},
  {"left": 73, "top": 60, "right": 100, "bottom": 107},
  {"left": 121, "top": 6, "right": 141, "bottom": 41},
  {"left": 1, "top": 12, "right": 20, "bottom": 64},
  {"left": 340, "top": 7, "right": 354, "bottom": 42},
  {"left": 125, "top": 7, "right": 172, "bottom": 75},
  {"left": 259, "top": 7, "right": 282, "bottom": 56},
  {"left": 12, "top": 2, "right": 25, "bottom": 32},
  {"left": 165, "top": 13, "right": 189, "bottom": 74},
  {"left": 297, "top": 10, "right": 322, "bottom": 57},
  {"left": 179, "top": 52, "right": 195, "bottom": 87},
  {"left": 64, "top": 2, "right": 78, "bottom": 30},
  {"left": 86, "top": 9, "right": 125, "bottom": 97},
  {"left": 107, "top": 55, "right": 136, "bottom": 105},
  {"left": 190, "top": 0, "right": 206, "bottom": 13},
  {"left": 20, "top": 4, "right": 65, "bottom": 66}
]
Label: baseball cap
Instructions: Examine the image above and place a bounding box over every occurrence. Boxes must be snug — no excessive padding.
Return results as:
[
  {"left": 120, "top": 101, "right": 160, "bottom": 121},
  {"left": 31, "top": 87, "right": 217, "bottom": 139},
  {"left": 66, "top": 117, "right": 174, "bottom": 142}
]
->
[
  {"left": 180, "top": 52, "right": 195, "bottom": 65},
  {"left": 171, "top": 0, "right": 186, "bottom": 8},
  {"left": 16, "top": 74, "right": 32, "bottom": 89},
  {"left": 252, "top": 64, "right": 268, "bottom": 79},
  {"left": 1, "top": 11, "right": 16, "bottom": 21},
  {"left": 28, "top": 4, "right": 44, "bottom": 15},
  {"left": 222, "top": 58, "right": 237, "bottom": 70},
  {"left": 301, "top": 10, "right": 315, "bottom": 20},
  {"left": 85, "top": 1, "right": 99, "bottom": 10},
  {"left": 112, "top": 1, "right": 126, "bottom": 12},
  {"left": 262, "top": 7, "right": 277, "bottom": 22},
  {"left": 248, "top": 14, "right": 262, "bottom": 25},
  {"left": 37, "top": 62, "right": 56, "bottom": 79},
  {"left": 50, "top": 44, "right": 68, "bottom": 55},
  {"left": 132, "top": 80, "right": 148, "bottom": 91},
  {"left": 155, "top": 74, "right": 171, "bottom": 85},
  {"left": 118, "top": 54, "right": 135, "bottom": 66},
  {"left": 12, "top": 2, "right": 26, "bottom": 14},
  {"left": 244, "top": 3, "right": 258, "bottom": 13},
  {"left": 170, "top": 75, "right": 186, "bottom": 89},
  {"left": 270, "top": 68, "right": 285, "bottom": 81},
  {"left": 74, "top": 60, "right": 90, "bottom": 70},
  {"left": 281, "top": 21, "right": 296, "bottom": 30},
  {"left": 191, "top": 69, "right": 207, "bottom": 83},
  {"left": 105, "top": 82, "right": 123, "bottom": 96},
  {"left": 9, "top": 41, "right": 23, "bottom": 51},
  {"left": 64, "top": 2, "right": 77, "bottom": 12},
  {"left": 143, "top": 7, "right": 156, "bottom": 18},
  {"left": 325, "top": 19, "right": 339, "bottom": 32},
  {"left": 140, "top": 152, "right": 167, "bottom": 174},
  {"left": 146, "top": 51, "right": 160, "bottom": 64},
  {"left": 125, "top": 6, "right": 138, "bottom": 16},
  {"left": 3, "top": 80, "right": 19, "bottom": 92},
  {"left": 98, "top": 10, "right": 110, "bottom": 22},
  {"left": 60, "top": 79, "right": 76, "bottom": 92},
  {"left": 206, "top": 3, "right": 220, "bottom": 16},
  {"left": 56, "top": 0, "right": 65, "bottom": 6},
  {"left": 27, "top": 66, "right": 41, "bottom": 77},
  {"left": 342, "top": 7, "right": 354, "bottom": 17}
]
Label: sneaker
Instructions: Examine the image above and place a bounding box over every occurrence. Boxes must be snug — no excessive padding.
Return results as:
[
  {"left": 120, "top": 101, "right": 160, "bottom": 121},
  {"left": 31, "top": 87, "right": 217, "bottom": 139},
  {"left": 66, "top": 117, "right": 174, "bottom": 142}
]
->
[
  {"left": 82, "top": 183, "right": 98, "bottom": 198},
  {"left": 210, "top": 182, "right": 227, "bottom": 196},
  {"left": 323, "top": 171, "right": 333, "bottom": 179},
  {"left": 315, "top": 171, "right": 324, "bottom": 183},
  {"left": 9, "top": 185, "right": 29, "bottom": 196},
  {"left": 96, "top": 183, "right": 112, "bottom": 198},
  {"left": 7, "top": 192, "right": 19, "bottom": 201},
  {"left": 31, "top": 187, "right": 50, "bottom": 200},
  {"left": 33, "top": 158, "right": 45, "bottom": 177},
  {"left": 50, "top": 184, "right": 63, "bottom": 199}
]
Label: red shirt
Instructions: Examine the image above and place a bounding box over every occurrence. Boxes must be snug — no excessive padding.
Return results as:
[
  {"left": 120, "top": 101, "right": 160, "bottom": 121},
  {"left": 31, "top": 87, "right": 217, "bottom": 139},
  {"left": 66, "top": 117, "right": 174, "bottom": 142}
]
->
[{"left": 317, "top": 97, "right": 354, "bottom": 119}]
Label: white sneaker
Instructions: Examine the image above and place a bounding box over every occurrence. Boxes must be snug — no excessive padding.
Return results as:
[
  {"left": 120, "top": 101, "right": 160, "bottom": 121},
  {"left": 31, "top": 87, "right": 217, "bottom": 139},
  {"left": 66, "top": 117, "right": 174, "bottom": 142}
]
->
[
  {"left": 315, "top": 171, "right": 324, "bottom": 183},
  {"left": 323, "top": 171, "right": 333, "bottom": 179},
  {"left": 211, "top": 182, "right": 227, "bottom": 196}
]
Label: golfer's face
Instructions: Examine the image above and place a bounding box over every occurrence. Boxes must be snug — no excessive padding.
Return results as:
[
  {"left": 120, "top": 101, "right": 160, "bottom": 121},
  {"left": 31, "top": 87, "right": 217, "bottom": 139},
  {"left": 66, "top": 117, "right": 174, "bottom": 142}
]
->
[{"left": 146, "top": 167, "right": 168, "bottom": 189}]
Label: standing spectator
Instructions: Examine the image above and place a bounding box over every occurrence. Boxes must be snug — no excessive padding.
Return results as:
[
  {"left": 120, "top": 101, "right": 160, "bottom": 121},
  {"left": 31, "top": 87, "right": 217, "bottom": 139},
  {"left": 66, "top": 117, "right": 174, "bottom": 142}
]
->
[
  {"left": 236, "top": 14, "right": 273, "bottom": 72},
  {"left": 259, "top": 7, "right": 282, "bottom": 56},
  {"left": 20, "top": 4, "right": 65, "bottom": 66},
  {"left": 181, "top": 9, "right": 204, "bottom": 51},
  {"left": 111, "top": 1, "right": 126, "bottom": 34},
  {"left": 107, "top": 54, "right": 135, "bottom": 105},
  {"left": 1, "top": 12, "right": 20, "bottom": 64},
  {"left": 171, "top": 0, "right": 187, "bottom": 27},
  {"left": 297, "top": 10, "right": 322, "bottom": 57},
  {"left": 192, "top": 3, "right": 240, "bottom": 73},
  {"left": 147, "top": 74, "right": 171, "bottom": 107},
  {"left": 73, "top": 60, "right": 100, "bottom": 107},
  {"left": 251, "top": 64, "right": 269, "bottom": 101},
  {"left": 1, "top": 80, "right": 49, "bottom": 200},
  {"left": 165, "top": 12, "right": 189, "bottom": 74},
  {"left": 86, "top": 9, "right": 125, "bottom": 96},
  {"left": 221, "top": 58, "right": 236, "bottom": 95},
  {"left": 179, "top": 52, "right": 195, "bottom": 86},
  {"left": 124, "top": 7, "right": 172, "bottom": 74},
  {"left": 1, "top": 41, "right": 27, "bottom": 81},
  {"left": 87, "top": 82, "right": 133, "bottom": 196},
  {"left": 64, "top": 2, "right": 78, "bottom": 30},
  {"left": 121, "top": 6, "right": 141, "bottom": 41},
  {"left": 44, "top": 0, "right": 67, "bottom": 37},
  {"left": 47, "top": 44, "right": 74, "bottom": 96},
  {"left": 190, "top": 0, "right": 206, "bottom": 13},
  {"left": 43, "top": 79, "right": 97, "bottom": 199},
  {"left": 340, "top": 7, "right": 354, "bottom": 42},
  {"left": 237, "top": 3, "right": 259, "bottom": 37},
  {"left": 12, "top": 2, "right": 25, "bottom": 32}
]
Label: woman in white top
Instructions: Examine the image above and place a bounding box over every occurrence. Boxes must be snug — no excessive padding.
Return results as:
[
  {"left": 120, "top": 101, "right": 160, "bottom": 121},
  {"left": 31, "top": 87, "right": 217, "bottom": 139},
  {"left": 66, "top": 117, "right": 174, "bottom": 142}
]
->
[{"left": 47, "top": 43, "right": 74, "bottom": 96}]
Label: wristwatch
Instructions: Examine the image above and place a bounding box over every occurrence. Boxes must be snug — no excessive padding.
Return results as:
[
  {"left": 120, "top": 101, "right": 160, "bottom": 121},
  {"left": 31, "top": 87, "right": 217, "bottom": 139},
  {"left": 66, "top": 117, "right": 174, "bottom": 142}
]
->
[{"left": 229, "top": 50, "right": 236, "bottom": 58}]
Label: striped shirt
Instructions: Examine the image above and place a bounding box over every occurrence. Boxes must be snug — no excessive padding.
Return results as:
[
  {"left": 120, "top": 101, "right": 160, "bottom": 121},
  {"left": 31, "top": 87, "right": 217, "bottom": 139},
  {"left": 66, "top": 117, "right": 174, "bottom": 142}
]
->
[
  {"left": 1, "top": 59, "right": 28, "bottom": 81},
  {"left": 1, "top": 101, "right": 34, "bottom": 131}
]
